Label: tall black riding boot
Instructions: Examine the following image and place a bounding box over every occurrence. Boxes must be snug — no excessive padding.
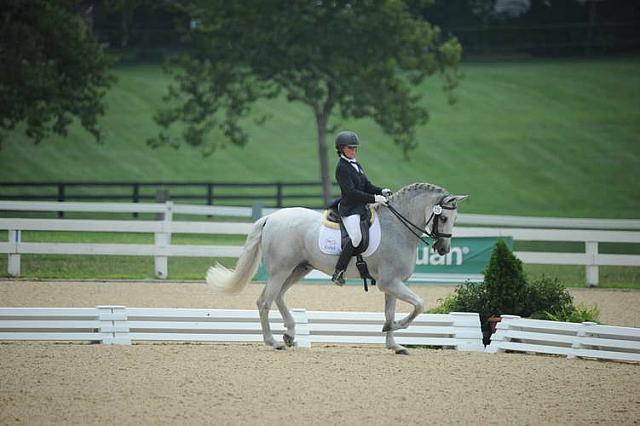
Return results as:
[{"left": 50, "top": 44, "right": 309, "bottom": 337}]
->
[{"left": 331, "top": 241, "right": 355, "bottom": 286}]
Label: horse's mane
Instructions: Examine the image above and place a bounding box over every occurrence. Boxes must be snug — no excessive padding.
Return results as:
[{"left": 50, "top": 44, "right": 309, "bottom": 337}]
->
[{"left": 388, "top": 182, "right": 446, "bottom": 204}]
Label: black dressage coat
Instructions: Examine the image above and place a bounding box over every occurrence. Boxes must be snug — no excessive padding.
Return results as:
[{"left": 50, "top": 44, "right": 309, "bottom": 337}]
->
[{"left": 335, "top": 156, "right": 383, "bottom": 217}]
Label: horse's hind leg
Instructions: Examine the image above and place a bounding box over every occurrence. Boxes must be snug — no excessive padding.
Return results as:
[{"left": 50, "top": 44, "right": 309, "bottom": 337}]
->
[
  {"left": 276, "top": 264, "right": 312, "bottom": 347},
  {"left": 384, "top": 293, "right": 409, "bottom": 355},
  {"left": 257, "top": 270, "right": 291, "bottom": 350}
]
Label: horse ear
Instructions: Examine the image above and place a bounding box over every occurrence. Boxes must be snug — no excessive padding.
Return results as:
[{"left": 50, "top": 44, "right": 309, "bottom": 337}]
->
[{"left": 445, "top": 195, "right": 468, "bottom": 205}]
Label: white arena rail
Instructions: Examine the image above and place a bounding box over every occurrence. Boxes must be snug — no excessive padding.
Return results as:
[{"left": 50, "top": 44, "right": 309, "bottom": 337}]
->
[
  {"left": 485, "top": 315, "right": 640, "bottom": 362},
  {"left": 0, "top": 306, "right": 130, "bottom": 344},
  {"left": 307, "top": 310, "right": 484, "bottom": 351},
  {"left": 125, "top": 307, "right": 310, "bottom": 348},
  {"left": 2, "top": 200, "right": 640, "bottom": 285},
  {"left": 0, "top": 306, "right": 483, "bottom": 351}
]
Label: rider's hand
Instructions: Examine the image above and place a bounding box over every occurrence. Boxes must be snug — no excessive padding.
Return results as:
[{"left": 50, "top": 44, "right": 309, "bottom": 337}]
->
[
  {"left": 382, "top": 188, "right": 392, "bottom": 197},
  {"left": 374, "top": 194, "right": 388, "bottom": 205}
]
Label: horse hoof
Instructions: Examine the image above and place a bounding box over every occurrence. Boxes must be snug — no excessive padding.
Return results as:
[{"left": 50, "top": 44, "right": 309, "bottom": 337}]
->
[
  {"left": 283, "top": 334, "right": 296, "bottom": 347},
  {"left": 395, "top": 349, "right": 410, "bottom": 355}
]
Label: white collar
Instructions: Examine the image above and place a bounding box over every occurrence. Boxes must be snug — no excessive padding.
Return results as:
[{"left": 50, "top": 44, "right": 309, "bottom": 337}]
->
[{"left": 340, "top": 154, "right": 357, "bottom": 163}]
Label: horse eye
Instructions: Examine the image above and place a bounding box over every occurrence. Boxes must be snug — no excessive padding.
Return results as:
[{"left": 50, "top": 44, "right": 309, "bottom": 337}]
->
[{"left": 441, "top": 216, "right": 448, "bottom": 223}]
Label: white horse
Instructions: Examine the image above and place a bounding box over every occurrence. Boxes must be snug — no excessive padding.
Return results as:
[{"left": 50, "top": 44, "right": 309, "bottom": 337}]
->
[{"left": 207, "top": 183, "right": 467, "bottom": 354}]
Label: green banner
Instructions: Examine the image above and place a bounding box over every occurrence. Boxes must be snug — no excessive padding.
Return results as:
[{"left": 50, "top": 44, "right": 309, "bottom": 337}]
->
[
  {"left": 255, "top": 237, "right": 512, "bottom": 284},
  {"left": 409, "top": 237, "right": 512, "bottom": 283}
]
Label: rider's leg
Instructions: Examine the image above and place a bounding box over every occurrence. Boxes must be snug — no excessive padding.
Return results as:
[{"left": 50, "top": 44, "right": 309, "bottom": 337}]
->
[
  {"left": 331, "top": 214, "right": 361, "bottom": 285},
  {"left": 343, "top": 214, "right": 362, "bottom": 248}
]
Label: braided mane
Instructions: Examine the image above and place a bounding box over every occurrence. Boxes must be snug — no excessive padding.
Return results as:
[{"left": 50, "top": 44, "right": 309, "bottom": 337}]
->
[{"left": 388, "top": 182, "right": 446, "bottom": 204}]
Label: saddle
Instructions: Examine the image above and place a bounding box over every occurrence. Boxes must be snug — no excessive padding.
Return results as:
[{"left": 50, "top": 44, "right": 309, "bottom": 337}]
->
[
  {"left": 323, "top": 199, "right": 377, "bottom": 291},
  {"left": 324, "top": 199, "right": 375, "bottom": 256}
]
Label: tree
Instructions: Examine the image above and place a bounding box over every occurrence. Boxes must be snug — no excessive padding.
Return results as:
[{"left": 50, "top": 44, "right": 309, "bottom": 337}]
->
[
  {"left": 0, "top": 0, "right": 114, "bottom": 147},
  {"left": 151, "top": 0, "right": 461, "bottom": 205}
]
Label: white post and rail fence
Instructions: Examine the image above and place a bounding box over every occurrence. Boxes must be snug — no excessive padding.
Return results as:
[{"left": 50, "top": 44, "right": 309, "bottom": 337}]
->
[
  {"left": 2, "top": 306, "right": 639, "bottom": 362},
  {"left": 1, "top": 200, "right": 639, "bottom": 286}
]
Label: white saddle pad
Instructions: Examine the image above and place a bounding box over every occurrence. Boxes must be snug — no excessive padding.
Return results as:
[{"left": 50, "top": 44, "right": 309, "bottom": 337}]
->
[{"left": 318, "top": 214, "right": 381, "bottom": 257}]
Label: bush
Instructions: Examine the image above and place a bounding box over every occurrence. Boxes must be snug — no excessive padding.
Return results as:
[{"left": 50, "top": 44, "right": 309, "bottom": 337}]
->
[
  {"left": 525, "top": 276, "right": 574, "bottom": 319},
  {"left": 542, "top": 303, "right": 600, "bottom": 323},
  {"left": 483, "top": 239, "right": 527, "bottom": 318},
  {"left": 428, "top": 239, "right": 600, "bottom": 343}
]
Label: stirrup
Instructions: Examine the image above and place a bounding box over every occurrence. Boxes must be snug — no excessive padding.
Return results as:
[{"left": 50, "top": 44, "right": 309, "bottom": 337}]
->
[{"left": 331, "top": 270, "right": 346, "bottom": 286}]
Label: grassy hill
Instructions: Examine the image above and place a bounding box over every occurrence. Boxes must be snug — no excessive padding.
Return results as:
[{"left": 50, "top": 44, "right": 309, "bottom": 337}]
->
[{"left": 1, "top": 58, "right": 639, "bottom": 218}]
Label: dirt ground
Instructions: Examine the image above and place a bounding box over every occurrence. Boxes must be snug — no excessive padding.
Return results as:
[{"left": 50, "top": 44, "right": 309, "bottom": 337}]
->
[{"left": 1, "top": 280, "right": 639, "bottom": 425}]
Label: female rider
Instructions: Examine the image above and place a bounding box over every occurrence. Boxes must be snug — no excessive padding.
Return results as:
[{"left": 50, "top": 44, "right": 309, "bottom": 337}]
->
[{"left": 331, "top": 131, "right": 391, "bottom": 285}]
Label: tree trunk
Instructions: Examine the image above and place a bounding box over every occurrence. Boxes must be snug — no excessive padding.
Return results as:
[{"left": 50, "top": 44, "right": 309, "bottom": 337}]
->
[
  {"left": 120, "top": 8, "right": 130, "bottom": 48},
  {"left": 315, "top": 113, "right": 332, "bottom": 207}
]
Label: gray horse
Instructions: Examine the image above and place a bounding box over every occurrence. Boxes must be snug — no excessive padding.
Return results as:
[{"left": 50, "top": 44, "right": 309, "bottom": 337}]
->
[{"left": 207, "top": 183, "right": 467, "bottom": 354}]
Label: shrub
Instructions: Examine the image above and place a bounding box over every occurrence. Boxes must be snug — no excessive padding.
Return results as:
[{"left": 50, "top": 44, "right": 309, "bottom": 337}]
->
[
  {"left": 483, "top": 239, "right": 527, "bottom": 318},
  {"left": 429, "top": 293, "right": 461, "bottom": 314},
  {"left": 542, "top": 303, "right": 600, "bottom": 323},
  {"left": 428, "top": 239, "right": 600, "bottom": 343},
  {"left": 525, "top": 276, "right": 574, "bottom": 319}
]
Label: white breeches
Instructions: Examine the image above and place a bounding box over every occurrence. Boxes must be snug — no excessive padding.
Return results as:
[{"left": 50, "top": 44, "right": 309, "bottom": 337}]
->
[{"left": 342, "top": 214, "right": 362, "bottom": 247}]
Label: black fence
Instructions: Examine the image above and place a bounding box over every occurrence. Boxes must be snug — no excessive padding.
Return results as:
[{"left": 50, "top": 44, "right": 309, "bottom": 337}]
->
[
  {"left": 451, "top": 22, "right": 640, "bottom": 57},
  {"left": 0, "top": 181, "right": 340, "bottom": 209}
]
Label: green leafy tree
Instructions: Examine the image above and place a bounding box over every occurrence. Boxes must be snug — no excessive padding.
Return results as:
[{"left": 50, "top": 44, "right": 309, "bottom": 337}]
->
[
  {"left": 151, "top": 0, "right": 461, "bottom": 204},
  {"left": 0, "top": 0, "right": 114, "bottom": 147}
]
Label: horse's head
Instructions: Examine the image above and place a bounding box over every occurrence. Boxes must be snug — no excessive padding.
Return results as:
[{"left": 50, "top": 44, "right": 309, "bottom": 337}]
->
[
  {"left": 429, "top": 194, "right": 468, "bottom": 256},
  {"left": 386, "top": 183, "right": 468, "bottom": 256}
]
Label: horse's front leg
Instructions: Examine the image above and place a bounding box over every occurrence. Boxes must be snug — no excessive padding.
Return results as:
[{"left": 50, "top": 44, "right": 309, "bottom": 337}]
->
[
  {"left": 380, "top": 279, "right": 424, "bottom": 333},
  {"left": 384, "top": 293, "right": 409, "bottom": 355}
]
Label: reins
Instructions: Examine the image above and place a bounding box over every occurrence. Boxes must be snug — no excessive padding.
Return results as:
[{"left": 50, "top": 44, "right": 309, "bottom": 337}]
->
[
  {"left": 386, "top": 203, "right": 433, "bottom": 245},
  {"left": 385, "top": 194, "right": 456, "bottom": 243}
]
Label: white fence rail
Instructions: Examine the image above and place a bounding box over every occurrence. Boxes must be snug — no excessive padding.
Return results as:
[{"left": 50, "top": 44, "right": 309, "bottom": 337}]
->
[
  {"left": 3, "top": 200, "right": 640, "bottom": 229},
  {"left": 486, "top": 315, "right": 640, "bottom": 362},
  {"left": 4, "top": 306, "right": 639, "bottom": 363},
  {"left": 2, "top": 201, "right": 640, "bottom": 285},
  {"left": 0, "top": 306, "right": 483, "bottom": 351}
]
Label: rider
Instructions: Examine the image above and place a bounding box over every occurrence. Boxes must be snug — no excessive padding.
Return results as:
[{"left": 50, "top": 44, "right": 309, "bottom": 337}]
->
[{"left": 331, "top": 131, "right": 392, "bottom": 286}]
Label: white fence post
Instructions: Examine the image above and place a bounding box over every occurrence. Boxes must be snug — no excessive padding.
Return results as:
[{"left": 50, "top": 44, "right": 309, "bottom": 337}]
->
[
  {"left": 7, "top": 229, "right": 20, "bottom": 277},
  {"left": 97, "top": 305, "right": 130, "bottom": 345},
  {"left": 292, "top": 308, "right": 311, "bottom": 348},
  {"left": 568, "top": 321, "right": 597, "bottom": 359},
  {"left": 450, "top": 312, "right": 485, "bottom": 351},
  {"left": 585, "top": 241, "right": 599, "bottom": 287},
  {"left": 154, "top": 201, "right": 173, "bottom": 279}
]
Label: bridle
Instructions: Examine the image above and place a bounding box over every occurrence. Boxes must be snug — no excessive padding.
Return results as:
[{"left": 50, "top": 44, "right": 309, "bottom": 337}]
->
[{"left": 386, "top": 194, "right": 457, "bottom": 245}]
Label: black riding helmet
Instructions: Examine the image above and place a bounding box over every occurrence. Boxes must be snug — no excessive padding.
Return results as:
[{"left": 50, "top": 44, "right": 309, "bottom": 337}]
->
[{"left": 335, "top": 131, "right": 360, "bottom": 154}]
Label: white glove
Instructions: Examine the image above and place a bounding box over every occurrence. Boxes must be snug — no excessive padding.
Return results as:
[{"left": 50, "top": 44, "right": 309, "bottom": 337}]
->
[
  {"left": 382, "top": 188, "right": 392, "bottom": 197},
  {"left": 374, "top": 194, "right": 388, "bottom": 205}
]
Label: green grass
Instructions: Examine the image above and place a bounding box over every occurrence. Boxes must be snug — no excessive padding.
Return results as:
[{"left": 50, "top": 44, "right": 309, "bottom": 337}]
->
[
  {"left": 1, "top": 58, "right": 639, "bottom": 217},
  {"left": 1, "top": 229, "right": 638, "bottom": 286},
  {"left": 1, "top": 58, "right": 639, "bottom": 284},
  {"left": 1, "top": 253, "right": 638, "bottom": 286},
  {"left": 0, "top": 255, "right": 238, "bottom": 280}
]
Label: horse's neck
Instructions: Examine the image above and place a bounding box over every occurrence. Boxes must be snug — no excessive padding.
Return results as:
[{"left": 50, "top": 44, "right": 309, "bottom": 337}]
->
[{"left": 396, "top": 192, "right": 435, "bottom": 230}]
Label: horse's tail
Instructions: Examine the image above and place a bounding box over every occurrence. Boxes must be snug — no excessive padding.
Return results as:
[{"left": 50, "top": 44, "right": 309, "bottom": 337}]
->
[{"left": 206, "top": 215, "right": 269, "bottom": 294}]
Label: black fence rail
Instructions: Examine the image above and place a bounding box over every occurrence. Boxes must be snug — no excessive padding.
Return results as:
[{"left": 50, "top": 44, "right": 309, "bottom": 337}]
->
[{"left": 0, "top": 181, "right": 341, "bottom": 209}]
